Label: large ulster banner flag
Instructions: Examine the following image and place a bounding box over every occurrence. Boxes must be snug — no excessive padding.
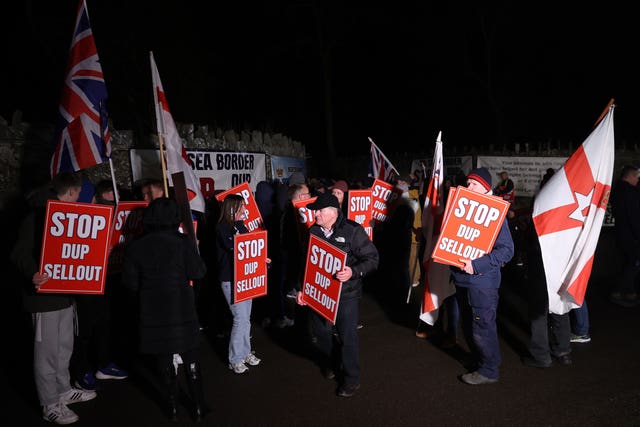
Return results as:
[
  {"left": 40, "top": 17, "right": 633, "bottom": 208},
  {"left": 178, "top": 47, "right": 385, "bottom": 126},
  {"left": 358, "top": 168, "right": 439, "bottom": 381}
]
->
[{"left": 532, "top": 101, "right": 615, "bottom": 315}]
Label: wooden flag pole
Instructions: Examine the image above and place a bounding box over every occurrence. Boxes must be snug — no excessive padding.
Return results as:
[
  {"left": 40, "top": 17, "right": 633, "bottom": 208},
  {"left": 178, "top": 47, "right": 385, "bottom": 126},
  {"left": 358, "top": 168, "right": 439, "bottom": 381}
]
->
[
  {"left": 593, "top": 98, "right": 615, "bottom": 128},
  {"left": 157, "top": 133, "right": 170, "bottom": 197}
]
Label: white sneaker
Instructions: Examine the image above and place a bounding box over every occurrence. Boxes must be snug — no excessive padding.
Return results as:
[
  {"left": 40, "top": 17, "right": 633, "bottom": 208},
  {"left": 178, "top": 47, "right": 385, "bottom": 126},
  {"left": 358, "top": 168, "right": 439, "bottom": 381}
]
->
[
  {"left": 244, "top": 353, "right": 261, "bottom": 366},
  {"left": 43, "top": 402, "right": 79, "bottom": 425},
  {"left": 228, "top": 362, "right": 249, "bottom": 374},
  {"left": 59, "top": 387, "right": 97, "bottom": 405}
]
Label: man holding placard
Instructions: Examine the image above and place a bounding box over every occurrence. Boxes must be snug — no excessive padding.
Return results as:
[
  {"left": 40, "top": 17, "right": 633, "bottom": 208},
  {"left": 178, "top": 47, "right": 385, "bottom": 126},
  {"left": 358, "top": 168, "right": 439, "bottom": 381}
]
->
[
  {"left": 11, "top": 172, "right": 98, "bottom": 424},
  {"left": 296, "top": 193, "right": 379, "bottom": 398},
  {"left": 450, "top": 168, "right": 514, "bottom": 386}
]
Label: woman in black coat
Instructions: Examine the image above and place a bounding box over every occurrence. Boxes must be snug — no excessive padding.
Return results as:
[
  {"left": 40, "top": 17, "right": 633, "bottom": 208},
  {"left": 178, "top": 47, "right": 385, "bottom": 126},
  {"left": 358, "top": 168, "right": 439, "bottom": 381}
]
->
[{"left": 123, "top": 198, "right": 207, "bottom": 421}]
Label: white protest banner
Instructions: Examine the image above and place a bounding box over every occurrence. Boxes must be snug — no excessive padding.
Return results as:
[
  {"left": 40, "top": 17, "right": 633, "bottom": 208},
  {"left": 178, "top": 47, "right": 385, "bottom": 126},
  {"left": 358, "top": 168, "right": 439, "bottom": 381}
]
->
[
  {"left": 130, "top": 149, "right": 267, "bottom": 199},
  {"left": 477, "top": 156, "right": 567, "bottom": 198}
]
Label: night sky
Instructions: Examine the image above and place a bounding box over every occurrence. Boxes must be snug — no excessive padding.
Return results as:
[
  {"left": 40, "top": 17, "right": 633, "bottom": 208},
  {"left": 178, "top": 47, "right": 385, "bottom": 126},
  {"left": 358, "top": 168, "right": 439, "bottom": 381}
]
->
[{"left": 3, "top": 1, "right": 638, "bottom": 159}]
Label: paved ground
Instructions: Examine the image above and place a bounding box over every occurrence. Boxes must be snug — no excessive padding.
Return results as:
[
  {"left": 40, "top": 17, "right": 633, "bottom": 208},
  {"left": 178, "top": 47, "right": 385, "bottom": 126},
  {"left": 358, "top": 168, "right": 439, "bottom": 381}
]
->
[{"left": 3, "top": 228, "right": 640, "bottom": 427}]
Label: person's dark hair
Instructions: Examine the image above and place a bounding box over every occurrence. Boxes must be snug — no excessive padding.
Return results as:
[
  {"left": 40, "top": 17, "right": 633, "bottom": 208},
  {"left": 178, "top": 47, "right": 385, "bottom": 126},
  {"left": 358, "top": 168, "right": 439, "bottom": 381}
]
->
[
  {"left": 51, "top": 172, "right": 82, "bottom": 197},
  {"left": 287, "top": 184, "right": 307, "bottom": 200},
  {"left": 621, "top": 165, "right": 640, "bottom": 179},
  {"left": 218, "top": 194, "right": 244, "bottom": 225},
  {"left": 94, "top": 179, "right": 115, "bottom": 205},
  {"left": 143, "top": 197, "right": 182, "bottom": 232}
]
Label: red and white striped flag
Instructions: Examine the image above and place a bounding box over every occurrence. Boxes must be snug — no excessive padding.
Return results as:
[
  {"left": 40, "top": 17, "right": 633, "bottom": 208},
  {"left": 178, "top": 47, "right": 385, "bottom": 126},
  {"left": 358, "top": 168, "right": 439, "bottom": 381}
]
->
[
  {"left": 419, "top": 132, "right": 455, "bottom": 325},
  {"left": 532, "top": 101, "right": 615, "bottom": 314},
  {"left": 150, "top": 52, "right": 205, "bottom": 213}
]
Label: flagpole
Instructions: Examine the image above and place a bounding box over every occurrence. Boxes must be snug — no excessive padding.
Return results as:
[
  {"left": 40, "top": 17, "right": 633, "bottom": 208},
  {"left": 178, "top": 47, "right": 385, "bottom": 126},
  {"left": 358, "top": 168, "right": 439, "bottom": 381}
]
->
[
  {"left": 157, "top": 133, "right": 170, "bottom": 197},
  {"left": 593, "top": 98, "right": 615, "bottom": 128},
  {"left": 108, "top": 158, "right": 120, "bottom": 205}
]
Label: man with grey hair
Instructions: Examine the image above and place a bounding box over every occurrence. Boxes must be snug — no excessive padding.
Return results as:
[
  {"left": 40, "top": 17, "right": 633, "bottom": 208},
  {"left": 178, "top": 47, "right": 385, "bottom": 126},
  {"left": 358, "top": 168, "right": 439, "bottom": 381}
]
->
[{"left": 296, "top": 192, "right": 379, "bottom": 397}]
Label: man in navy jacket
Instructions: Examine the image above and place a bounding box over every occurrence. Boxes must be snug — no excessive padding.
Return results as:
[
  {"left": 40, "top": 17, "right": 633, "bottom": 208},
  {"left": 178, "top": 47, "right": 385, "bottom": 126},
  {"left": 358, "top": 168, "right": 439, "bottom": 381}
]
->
[{"left": 452, "top": 167, "right": 514, "bottom": 385}]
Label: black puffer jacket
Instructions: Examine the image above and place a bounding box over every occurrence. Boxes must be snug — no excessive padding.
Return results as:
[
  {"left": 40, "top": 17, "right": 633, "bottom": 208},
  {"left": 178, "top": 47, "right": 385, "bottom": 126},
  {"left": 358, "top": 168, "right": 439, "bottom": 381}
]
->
[
  {"left": 308, "top": 213, "right": 379, "bottom": 300},
  {"left": 123, "top": 229, "right": 206, "bottom": 355}
]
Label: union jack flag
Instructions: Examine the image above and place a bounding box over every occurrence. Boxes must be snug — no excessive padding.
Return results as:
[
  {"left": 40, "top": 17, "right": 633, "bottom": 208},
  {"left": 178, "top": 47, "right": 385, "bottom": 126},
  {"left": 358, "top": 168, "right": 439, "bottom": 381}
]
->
[
  {"left": 368, "top": 137, "right": 399, "bottom": 182},
  {"left": 51, "top": 0, "right": 110, "bottom": 178}
]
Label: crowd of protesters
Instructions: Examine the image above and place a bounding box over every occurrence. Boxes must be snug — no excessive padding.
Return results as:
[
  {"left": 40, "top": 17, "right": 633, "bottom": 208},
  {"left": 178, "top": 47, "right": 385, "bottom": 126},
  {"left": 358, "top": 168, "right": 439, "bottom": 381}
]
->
[{"left": 11, "top": 162, "right": 637, "bottom": 424}]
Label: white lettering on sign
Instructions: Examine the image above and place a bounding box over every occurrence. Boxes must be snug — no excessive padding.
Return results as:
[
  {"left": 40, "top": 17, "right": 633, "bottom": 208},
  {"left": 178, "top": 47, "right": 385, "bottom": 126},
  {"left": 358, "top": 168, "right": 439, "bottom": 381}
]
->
[
  {"left": 303, "top": 282, "right": 337, "bottom": 311},
  {"left": 314, "top": 271, "right": 331, "bottom": 289},
  {"left": 456, "top": 224, "right": 481, "bottom": 242},
  {"left": 297, "top": 207, "right": 314, "bottom": 223},
  {"left": 350, "top": 196, "right": 371, "bottom": 211},
  {"left": 239, "top": 189, "right": 251, "bottom": 204},
  {"left": 61, "top": 243, "right": 90, "bottom": 260},
  {"left": 438, "top": 237, "right": 486, "bottom": 260},
  {"left": 373, "top": 200, "right": 386, "bottom": 210},
  {"left": 453, "top": 197, "right": 500, "bottom": 227},
  {"left": 114, "top": 211, "right": 129, "bottom": 231},
  {"left": 309, "top": 244, "right": 343, "bottom": 275},
  {"left": 50, "top": 212, "right": 106, "bottom": 240},
  {"left": 244, "top": 261, "right": 258, "bottom": 275},
  {"left": 372, "top": 184, "right": 392, "bottom": 200},
  {"left": 237, "top": 239, "right": 265, "bottom": 260},
  {"left": 236, "top": 276, "right": 265, "bottom": 292},
  {"left": 43, "top": 264, "right": 103, "bottom": 281}
]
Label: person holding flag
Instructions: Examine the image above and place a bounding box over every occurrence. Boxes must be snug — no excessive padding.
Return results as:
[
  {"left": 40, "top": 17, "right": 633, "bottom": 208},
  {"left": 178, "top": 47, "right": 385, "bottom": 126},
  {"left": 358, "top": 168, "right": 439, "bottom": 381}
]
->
[
  {"left": 417, "top": 133, "right": 457, "bottom": 346},
  {"left": 452, "top": 167, "right": 514, "bottom": 385}
]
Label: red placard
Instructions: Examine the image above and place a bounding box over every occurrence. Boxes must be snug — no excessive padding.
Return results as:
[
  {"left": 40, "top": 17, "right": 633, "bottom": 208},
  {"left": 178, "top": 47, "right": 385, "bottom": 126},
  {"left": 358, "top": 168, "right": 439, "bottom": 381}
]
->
[
  {"left": 301, "top": 234, "right": 347, "bottom": 324},
  {"left": 370, "top": 179, "right": 402, "bottom": 222},
  {"left": 215, "top": 182, "right": 264, "bottom": 232},
  {"left": 39, "top": 200, "right": 114, "bottom": 294},
  {"left": 347, "top": 189, "right": 373, "bottom": 240},
  {"left": 292, "top": 197, "right": 317, "bottom": 229},
  {"left": 233, "top": 230, "right": 268, "bottom": 304},
  {"left": 431, "top": 186, "right": 510, "bottom": 268},
  {"left": 108, "top": 201, "right": 147, "bottom": 273}
]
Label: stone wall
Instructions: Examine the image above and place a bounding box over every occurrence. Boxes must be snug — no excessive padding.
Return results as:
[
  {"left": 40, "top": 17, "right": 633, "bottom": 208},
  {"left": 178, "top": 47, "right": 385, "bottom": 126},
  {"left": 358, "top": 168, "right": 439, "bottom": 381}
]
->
[{"left": 0, "top": 116, "right": 306, "bottom": 206}]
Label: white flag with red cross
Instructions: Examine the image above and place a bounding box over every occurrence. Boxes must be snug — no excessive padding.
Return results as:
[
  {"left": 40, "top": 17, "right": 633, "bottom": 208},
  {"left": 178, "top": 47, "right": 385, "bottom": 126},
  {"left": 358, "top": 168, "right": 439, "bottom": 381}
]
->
[{"left": 532, "top": 101, "right": 615, "bottom": 315}]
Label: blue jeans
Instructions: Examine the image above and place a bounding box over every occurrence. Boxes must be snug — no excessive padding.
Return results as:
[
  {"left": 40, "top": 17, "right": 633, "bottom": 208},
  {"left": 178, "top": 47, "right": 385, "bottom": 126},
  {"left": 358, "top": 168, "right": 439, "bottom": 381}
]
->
[
  {"left": 570, "top": 301, "right": 589, "bottom": 336},
  {"left": 221, "top": 282, "right": 253, "bottom": 365}
]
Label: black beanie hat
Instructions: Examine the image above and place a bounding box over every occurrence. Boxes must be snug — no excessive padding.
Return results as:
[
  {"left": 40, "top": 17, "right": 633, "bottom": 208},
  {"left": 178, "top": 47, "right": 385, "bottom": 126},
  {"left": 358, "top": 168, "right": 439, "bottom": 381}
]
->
[
  {"left": 467, "top": 167, "right": 492, "bottom": 191},
  {"left": 307, "top": 192, "right": 340, "bottom": 210}
]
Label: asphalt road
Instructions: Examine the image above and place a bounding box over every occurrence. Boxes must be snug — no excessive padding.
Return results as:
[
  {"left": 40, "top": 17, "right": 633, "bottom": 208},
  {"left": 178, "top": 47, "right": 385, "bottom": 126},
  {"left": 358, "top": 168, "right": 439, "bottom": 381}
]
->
[{"left": 3, "top": 228, "right": 640, "bottom": 427}]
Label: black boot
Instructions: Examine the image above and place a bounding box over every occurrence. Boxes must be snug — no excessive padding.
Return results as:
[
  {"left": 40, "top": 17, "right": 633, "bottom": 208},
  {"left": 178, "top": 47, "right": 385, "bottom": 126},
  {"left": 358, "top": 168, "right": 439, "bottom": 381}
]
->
[
  {"left": 162, "top": 364, "right": 179, "bottom": 422},
  {"left": 185, "top": 362, "right": 206, "bottom": 422}
]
